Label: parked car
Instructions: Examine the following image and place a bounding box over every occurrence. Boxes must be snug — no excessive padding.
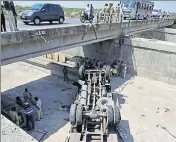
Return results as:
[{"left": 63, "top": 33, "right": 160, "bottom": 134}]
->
[
  {"left": 20, "top": 3, "right": 65, "bottom": 25},
  {"left": 152, "top": 9, "right": 162, "bottom": 19}
]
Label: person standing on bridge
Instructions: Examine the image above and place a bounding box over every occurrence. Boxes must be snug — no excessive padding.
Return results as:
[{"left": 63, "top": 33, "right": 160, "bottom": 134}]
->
[
  {"left": 115, "top": 4, "right": 121, "bottom": 22},
  {"left": 1, "top": 5, "right": 6, "bottom": 32},
  {"left": 10, "top": 1, "right": 18, "bottom": 30},
  {"left": 3, "top": 1, "right": 17, "bottom": 31},
  {"left": 90, "top": 4, "right": 94, "bottom": 20},
  {"left": 107, "top": 3, "right": 115, "bottom": 23}
]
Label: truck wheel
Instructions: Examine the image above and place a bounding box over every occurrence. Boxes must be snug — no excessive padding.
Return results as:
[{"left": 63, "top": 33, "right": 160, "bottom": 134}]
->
[
  {"left": 96, "top": 97, "right": 114, "bottom": 110},
  {"left": 76, "top": 105, "right": 83, "bottom": 125},
  {"left": 107, "top": 105, "right": 114, "bottom": 127},
  {"left": 114, "top": 105, "right": 121, "bottom": 125},
  {"left": 70, "top": 104, "right": 76, "bottom": 126}
]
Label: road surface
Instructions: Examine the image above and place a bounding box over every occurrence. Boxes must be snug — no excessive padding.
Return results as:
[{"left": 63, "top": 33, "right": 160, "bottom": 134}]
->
[{"left": 5, "top": 18, "right": 131, "bottom": 31}]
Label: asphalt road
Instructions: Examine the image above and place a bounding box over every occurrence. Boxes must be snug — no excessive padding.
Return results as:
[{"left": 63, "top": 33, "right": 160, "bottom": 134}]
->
[
  {"left": 5, "top": 18, "right": 132, "bottom": 31},
  {"left": 5, "top": 19, "right": 82, "bottom": 31}
]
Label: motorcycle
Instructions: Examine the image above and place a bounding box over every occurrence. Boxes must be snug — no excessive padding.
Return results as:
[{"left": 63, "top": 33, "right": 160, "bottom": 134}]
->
[{"left": 80, "top": 11, "right": 94, "bottom": 23}]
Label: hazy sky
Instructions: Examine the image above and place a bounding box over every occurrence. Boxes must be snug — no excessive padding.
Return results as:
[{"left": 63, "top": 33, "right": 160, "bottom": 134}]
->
[{"left": 14, "top": 1, "right": 176, "bottom": 12}]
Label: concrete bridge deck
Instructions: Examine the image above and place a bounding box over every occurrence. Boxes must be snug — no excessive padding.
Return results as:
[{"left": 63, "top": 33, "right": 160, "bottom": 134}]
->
[{"left": 1, "top": 18, "right": 175, "bottom": 65}]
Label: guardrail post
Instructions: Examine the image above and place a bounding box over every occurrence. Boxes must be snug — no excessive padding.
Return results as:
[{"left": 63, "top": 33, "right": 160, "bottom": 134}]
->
[
  {"left": 120, "top": 14, "right": 123, "bottom": 28},
  {"left": 128, "top": 15, "right": 131, "bottom": 27}
]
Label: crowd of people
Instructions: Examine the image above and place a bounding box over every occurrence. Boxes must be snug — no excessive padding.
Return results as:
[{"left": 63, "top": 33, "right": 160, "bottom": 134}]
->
[
  {"left": 9, "top": 88, "right": 43, "bottom": 131},
  {"left": 77, "top": 57, "right": 127, "bottom": 81},
  {"left": 83, "top": 3, "right": 122, "bottom": 22},
  {"left": 99, "top": 3, "right": 122, "bottom": 22},
  {"left": 1, "top": 1, "right": 18, "bottom": 32}
]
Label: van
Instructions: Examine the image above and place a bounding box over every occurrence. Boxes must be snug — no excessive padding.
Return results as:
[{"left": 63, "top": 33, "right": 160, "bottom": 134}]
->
[{"left": 20, "top": 3, "right": 65, "bottom": 25}]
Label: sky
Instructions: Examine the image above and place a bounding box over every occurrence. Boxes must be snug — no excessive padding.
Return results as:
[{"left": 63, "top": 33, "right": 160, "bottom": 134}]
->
[{"left": 14, "top": 1, "right": 176, "bottom": 12}]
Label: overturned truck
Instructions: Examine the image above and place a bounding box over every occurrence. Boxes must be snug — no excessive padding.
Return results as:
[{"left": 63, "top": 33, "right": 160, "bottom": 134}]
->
[{"left": 67, "top": 69, "right": 121, "bottom": 142}]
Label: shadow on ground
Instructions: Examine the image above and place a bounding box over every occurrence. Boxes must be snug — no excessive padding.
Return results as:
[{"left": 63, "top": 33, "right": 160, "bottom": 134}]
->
[
  {"left": 110, "top": 74, "right": 134, "bottom": 142},
  {"left": 26, "top": 22, "right": 70, "bottom": 26},
  {"left": 118, "top": 120, "right": 134, "bottom": 142},
  {"left": 2, "top": 75, "right": 77, "bottom": 141}
]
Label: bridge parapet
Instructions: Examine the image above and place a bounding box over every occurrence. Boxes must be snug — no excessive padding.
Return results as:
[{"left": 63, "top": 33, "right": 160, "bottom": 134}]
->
[
  {"left": 1, "top": 17, "right": 175, "bottom": 46},
  {"left": 1, "top": 17, "right": 175, "bottom": 65}
]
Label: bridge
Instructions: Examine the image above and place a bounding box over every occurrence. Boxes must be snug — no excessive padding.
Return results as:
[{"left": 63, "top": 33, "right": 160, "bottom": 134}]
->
[{"left": 1, "top": 17, "right": 176, "bottom": 66}]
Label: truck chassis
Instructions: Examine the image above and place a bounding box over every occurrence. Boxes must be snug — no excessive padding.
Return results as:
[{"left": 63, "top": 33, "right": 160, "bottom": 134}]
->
[{"left": 67, "top": 69, "right": 121, "bottom": 142}]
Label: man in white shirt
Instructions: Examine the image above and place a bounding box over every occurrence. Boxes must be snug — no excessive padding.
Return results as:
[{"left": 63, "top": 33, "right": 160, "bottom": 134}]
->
[
  {"left": 34, "top": 97, "right": 43, "bottom": 121},
  {"left": 85, "top": 4, "right": 90, "bottom": 19}
]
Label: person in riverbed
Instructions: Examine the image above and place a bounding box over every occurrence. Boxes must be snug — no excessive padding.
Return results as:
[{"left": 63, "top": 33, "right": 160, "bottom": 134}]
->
[{"left": 63, "top": 66, "right": 69, "bottom": 82}]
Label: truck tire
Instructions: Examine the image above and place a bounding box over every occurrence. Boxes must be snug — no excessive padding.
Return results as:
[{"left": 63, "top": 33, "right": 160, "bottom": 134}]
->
[
  {"left": 70, "top": 104, "right": 76, "bottom": 126},
  {"left": 107, "top": 105, "right": 114, "bottom": 127},
  {"left": 114, "top": 105, "right": 121, "bottom": 125},
  {"left": 96, "top": 97, "right": 114, "bottom": 110},
  {"left": 76, "top": 105, "right": 83, "bottom": 125}
]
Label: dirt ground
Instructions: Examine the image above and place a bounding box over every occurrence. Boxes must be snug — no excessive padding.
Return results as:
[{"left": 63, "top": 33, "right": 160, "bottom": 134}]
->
[{"left": 1, "top": 61, "right": 176, "bottom": 142}]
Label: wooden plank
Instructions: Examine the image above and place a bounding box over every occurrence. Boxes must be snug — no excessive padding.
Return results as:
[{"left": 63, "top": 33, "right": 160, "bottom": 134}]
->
[{"left": 69, "top": 133, "right": 81, "bottom": 142}]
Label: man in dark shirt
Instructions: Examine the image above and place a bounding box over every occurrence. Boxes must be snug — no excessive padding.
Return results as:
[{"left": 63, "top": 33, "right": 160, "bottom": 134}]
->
[
  {"left": 63, "top": 66, "right": 69, "bottom": 82},
  {"left": 16, "top": 96, "right": 24, "bottom": 108},
  {"left": 3, "top": 1, "right": 17, "bottom": 31},
  {"left": 24, "top": 103, "right": 35, "bottom": 131}
]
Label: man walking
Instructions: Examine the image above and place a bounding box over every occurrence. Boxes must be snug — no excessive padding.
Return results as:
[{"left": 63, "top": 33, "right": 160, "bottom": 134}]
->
[
  {"left": 3, "top": 1, "right": 17, "bottom": 31},
  {"left": 24, "top": 103, "right": 35, "bottom": 131},
  {"left": 1, "top": 5, "right": 6, "bottom": 32},
  {"left": 63, "top": 66, "right": 69, "bottom": 82},
  {"left": 34, "top": 97, "right": 43, "bottom": 121}
]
